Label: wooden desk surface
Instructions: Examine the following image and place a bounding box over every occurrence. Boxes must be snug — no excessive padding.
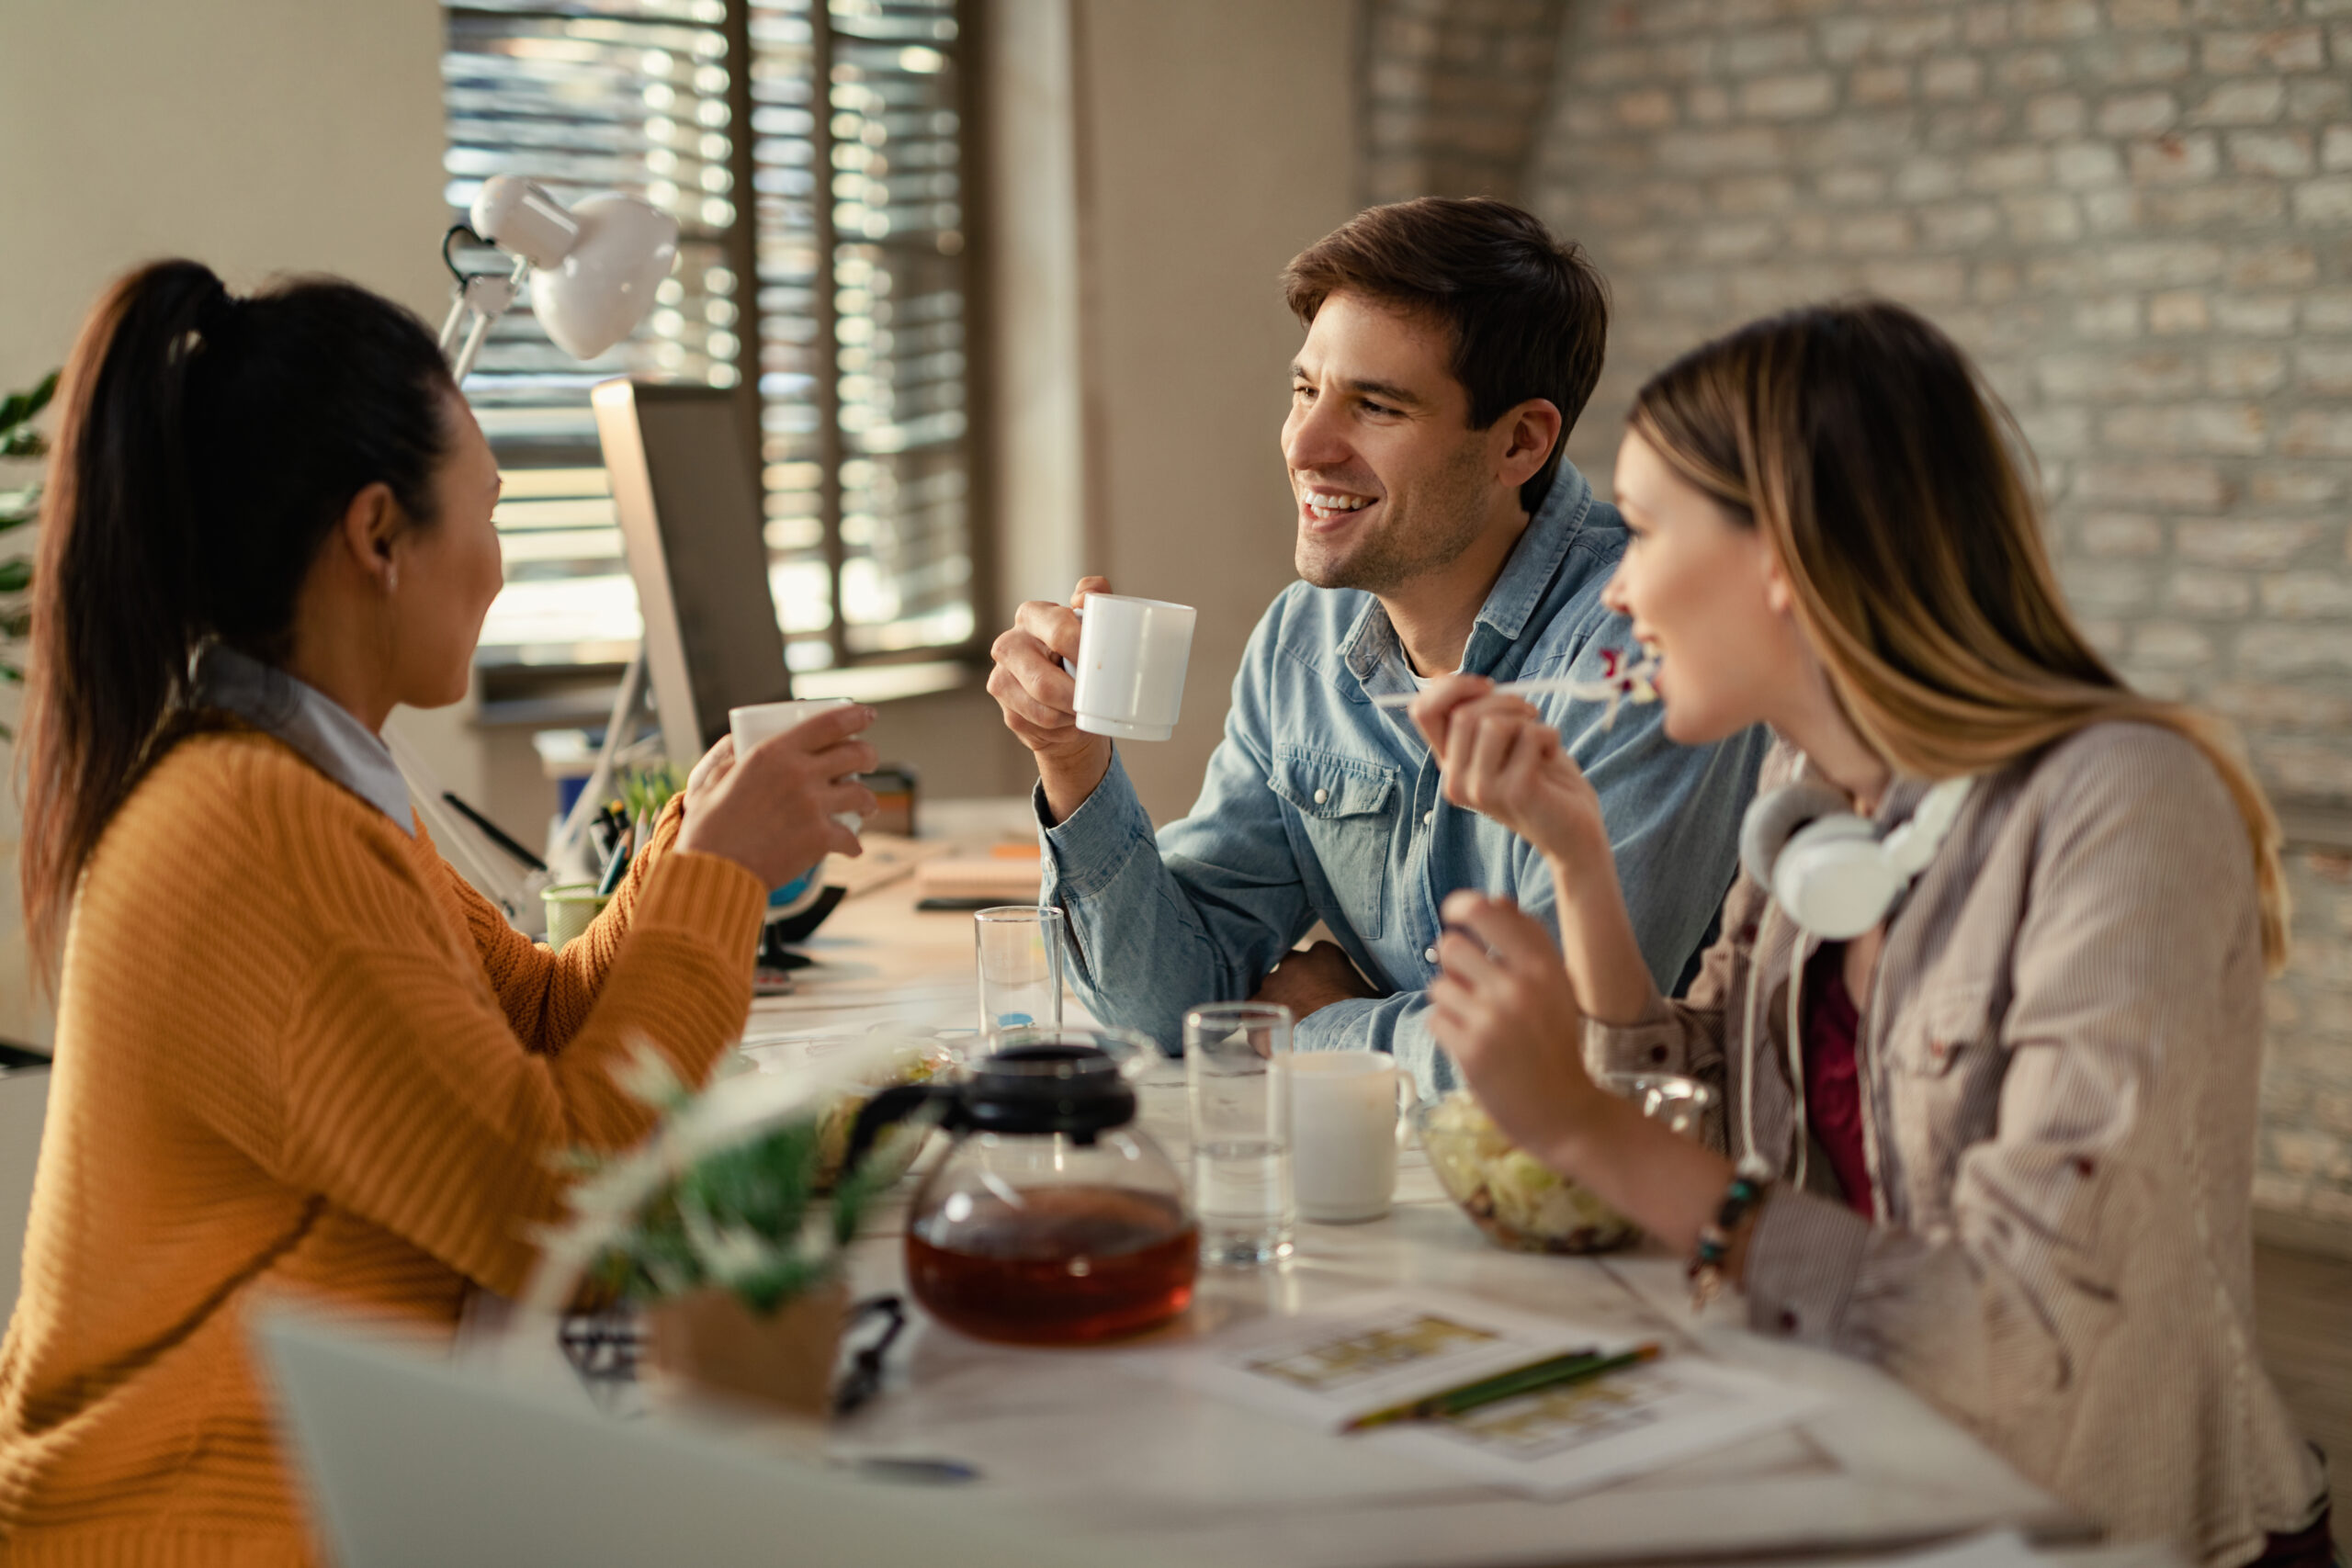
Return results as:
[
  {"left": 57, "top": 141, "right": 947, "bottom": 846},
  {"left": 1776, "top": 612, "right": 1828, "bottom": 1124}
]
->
[{"left": 728, "top": 817, "right": 2080, "bottom": 1568}]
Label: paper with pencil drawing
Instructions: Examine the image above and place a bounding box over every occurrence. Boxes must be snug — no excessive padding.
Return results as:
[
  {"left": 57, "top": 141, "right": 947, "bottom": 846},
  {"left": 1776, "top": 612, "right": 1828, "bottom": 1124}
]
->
[
  {"left": 1142, "top": 1291, "right": 1607, "bottom": 1431},
  {"left": 1375, "top": 1351, "right": 1826, "bottom": 1497},
  {"left": 1127, "top": 1289, "right": 1823, "bottom": 1498}
]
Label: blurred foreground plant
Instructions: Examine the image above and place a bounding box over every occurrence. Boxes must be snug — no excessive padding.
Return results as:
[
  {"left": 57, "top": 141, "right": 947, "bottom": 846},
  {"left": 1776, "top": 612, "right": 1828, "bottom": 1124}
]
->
[
  {"left": 0, "top": 372, "right": 60, "bottom": 740},
  {"left": 549, "top": 1044, "right": 908, "bottom": 1316}
]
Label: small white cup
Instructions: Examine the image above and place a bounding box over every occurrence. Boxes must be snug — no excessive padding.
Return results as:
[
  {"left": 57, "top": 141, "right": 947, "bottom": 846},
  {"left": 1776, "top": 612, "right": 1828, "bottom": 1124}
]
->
[
  {"left": 1071, "top": 592, "right": 1195, "bottom": 742},
  {"left": 1284, "top": 1050, "right": 1407, "bottom": 1224},
  {"left": 728, "top": 697, "right": 867, "bottom": 834}
]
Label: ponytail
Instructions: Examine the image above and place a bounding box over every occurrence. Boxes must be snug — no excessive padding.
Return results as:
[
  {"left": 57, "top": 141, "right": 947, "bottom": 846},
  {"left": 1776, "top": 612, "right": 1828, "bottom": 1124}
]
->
[{"left": 18, "top": 261, "right": 452, "bottom": 987}]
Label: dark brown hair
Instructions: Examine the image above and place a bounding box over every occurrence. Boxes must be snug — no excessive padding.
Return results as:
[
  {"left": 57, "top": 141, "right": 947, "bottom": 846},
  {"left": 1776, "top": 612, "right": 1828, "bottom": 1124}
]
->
[
  {"left": 1631, "top": 299, "right": 2286, "bottom": 970},
  {"left": 1283, "top": 197, "right": 1610, "bottom": 512},
  {"left": 19, "top": 260, "right": 453, "bottom": 986}
]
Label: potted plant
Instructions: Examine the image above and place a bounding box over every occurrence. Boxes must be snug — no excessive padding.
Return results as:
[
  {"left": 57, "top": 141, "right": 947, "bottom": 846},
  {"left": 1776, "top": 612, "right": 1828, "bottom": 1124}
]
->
[{"left": 532, "top": 1041, "right": 921, "bottom": 1417}]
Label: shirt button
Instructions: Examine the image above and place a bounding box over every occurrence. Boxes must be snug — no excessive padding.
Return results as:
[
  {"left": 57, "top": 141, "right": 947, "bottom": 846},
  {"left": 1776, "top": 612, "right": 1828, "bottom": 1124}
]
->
[
  {"left": 1424, "top": 945, "right": 1439, "bottom": 964},
  {"left": 1313, "top": 788, "right": 1329, "bottom": 805},
  {"left": 1421, "top": 809, "right": 1434, "bottom": 827}
]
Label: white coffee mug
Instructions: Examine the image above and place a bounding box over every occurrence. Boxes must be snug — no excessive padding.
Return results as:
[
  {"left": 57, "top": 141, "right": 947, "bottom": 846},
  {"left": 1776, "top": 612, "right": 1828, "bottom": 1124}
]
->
[
  {"left": 1071, "top": 592, "right": 1195, "bottom": 742},
  {"left": 728, "top": 697, "right": 868, "bottom": 834},
  {"left": 1284, "top": 1050, "right": 1408, "bottom": 1224}
]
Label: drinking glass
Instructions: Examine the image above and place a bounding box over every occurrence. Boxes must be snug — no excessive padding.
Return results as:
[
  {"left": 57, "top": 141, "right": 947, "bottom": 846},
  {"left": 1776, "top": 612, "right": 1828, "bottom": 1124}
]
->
[
  {"left": 975, "top": 906, "right": 1065, "bottom": 1047},
  {"left": 1183, "top": 1002, "right": 1295, "bottom": 1267}
]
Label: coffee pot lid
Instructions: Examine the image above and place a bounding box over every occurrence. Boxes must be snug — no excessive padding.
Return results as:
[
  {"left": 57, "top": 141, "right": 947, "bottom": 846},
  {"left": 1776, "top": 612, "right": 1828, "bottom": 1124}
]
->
[{"left": 959, "top": 1043, "right": 1136, "bottom": 1138}]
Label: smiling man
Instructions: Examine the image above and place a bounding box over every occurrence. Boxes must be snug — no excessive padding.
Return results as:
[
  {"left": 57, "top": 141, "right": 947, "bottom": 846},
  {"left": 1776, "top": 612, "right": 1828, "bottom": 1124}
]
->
[{"left": 986, "top": 197, "right": 1766, "bottom": 1090}]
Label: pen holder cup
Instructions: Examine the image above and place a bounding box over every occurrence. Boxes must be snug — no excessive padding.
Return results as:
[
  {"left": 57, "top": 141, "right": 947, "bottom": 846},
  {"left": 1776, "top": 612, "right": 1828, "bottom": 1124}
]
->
[{"left": 544, "top": 883, "right": 612, "bottom": 952}]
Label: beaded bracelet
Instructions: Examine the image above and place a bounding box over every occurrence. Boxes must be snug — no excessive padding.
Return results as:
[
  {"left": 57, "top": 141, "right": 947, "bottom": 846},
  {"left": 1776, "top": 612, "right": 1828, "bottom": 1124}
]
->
[{"left": 1687, "top": 1170, "right": 1768, "bottom": 1312}]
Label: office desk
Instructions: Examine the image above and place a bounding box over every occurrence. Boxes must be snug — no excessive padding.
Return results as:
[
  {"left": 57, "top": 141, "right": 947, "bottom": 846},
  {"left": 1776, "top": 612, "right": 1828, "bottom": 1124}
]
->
[{"left": 729, "top": 819, "right": 2083, "bottom": 1568}]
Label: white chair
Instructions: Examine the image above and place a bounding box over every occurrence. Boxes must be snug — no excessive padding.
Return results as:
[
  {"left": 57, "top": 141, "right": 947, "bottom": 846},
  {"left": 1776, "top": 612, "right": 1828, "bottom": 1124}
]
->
[{"left": 0, "top": 1061, "right": 51, "bottom": 1324}]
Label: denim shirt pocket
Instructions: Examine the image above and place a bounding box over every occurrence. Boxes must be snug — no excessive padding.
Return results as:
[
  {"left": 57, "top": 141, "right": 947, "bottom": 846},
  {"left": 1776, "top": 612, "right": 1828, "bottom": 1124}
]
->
[{"left": 1269, "top": 745, "right": 1402, "bottom": 940}]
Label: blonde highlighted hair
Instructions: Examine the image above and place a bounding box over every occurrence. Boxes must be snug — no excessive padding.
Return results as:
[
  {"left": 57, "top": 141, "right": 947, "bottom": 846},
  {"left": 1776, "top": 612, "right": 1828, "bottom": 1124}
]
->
[{"left": 1630, "top": 300, "right": 2288, "bottom": 972}]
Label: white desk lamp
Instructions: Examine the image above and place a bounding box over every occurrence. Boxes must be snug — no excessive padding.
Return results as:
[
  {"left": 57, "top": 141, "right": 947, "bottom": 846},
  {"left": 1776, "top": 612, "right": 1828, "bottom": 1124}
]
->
[
  {"left": 399, "top": 176, "right": 684, "bottom": 926},
  {"left": 438, "top": 175, "right": 680, "bottom": 382}
]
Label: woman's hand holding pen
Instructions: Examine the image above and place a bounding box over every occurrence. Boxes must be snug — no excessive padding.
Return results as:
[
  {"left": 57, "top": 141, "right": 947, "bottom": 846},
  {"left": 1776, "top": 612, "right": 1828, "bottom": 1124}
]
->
[
  {"left": 1406, "top": 677, "right": 1609, "bottom": 874},
  {"left": 676, "top": 704, "right": 881, "bottom": 891}
]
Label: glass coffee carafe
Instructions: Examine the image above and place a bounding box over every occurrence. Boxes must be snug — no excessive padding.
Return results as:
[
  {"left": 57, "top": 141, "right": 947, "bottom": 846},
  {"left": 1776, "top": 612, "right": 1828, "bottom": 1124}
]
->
[{"left": 846, "top": 1027, "right": 1196, "bottom": 1346}]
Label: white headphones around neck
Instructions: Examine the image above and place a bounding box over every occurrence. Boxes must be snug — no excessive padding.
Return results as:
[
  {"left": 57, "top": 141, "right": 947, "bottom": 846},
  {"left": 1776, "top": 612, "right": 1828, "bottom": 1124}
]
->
[
  {"left": 1729, "top": 769, "right": 1976, "bottom": 1190},
  {"left": 1738, "top": 773, "right": 1975, "bottom": 941}
]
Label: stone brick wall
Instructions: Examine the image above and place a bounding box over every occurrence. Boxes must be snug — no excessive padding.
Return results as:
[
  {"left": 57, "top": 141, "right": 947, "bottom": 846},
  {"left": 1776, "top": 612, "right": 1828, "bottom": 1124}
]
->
[
  {"left": 1363, "top": 0, "right": 2352, "bottom": 1241},
  {"left": 1362, "top": 0, "right": 1570, "bottom": 204}
]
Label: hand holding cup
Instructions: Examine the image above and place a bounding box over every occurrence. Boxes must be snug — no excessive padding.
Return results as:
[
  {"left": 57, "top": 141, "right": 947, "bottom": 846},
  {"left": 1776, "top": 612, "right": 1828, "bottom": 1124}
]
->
[
  {"left": 676, "top": 702, "right": 879, "bottom": 891},
  {"left": 989, "top": 576, "right": 1111, "bottom": 771}
]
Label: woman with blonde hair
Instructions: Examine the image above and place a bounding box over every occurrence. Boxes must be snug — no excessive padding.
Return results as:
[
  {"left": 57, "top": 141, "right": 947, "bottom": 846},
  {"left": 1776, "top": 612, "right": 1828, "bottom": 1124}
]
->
[{"left": 1412, "top": 300, "right": 2330, "bottom": 1565}]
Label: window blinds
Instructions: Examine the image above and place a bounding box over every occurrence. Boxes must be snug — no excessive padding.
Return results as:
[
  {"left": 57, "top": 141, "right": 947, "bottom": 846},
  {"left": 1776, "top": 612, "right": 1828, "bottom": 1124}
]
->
[{"left": 443, "top": 0, "right": 975, "bottom": 673}]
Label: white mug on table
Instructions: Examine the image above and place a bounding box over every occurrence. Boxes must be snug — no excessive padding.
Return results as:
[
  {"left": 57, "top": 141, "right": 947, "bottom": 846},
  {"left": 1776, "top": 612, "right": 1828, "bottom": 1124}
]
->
[
  {"left": 728, "top": 698, "right": 868, "bottom": 834},
  {"left": 1283, "top": 1050, "right": 1409, "bottom": 1224},
  {"left": 1069, "top": 592, "right": 1196, "bottom": 742}
]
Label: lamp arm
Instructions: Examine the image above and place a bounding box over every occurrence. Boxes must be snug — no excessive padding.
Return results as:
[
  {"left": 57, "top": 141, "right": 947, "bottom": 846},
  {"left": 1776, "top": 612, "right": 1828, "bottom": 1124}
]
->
[
  {"left": 438, "top": 223, "right": 490, "bottom": 357},
  {"left": 441, "top": 252, "right": 531, "bottom": 381},
  {"left": 437, "top": 291, "right": 472, "bottom": 358},
  {"left": 449, "top": 311, "right": 496, "bottom": 385},
  {"left": 546, "top": 649, "right": 650, "bottom": 880}
]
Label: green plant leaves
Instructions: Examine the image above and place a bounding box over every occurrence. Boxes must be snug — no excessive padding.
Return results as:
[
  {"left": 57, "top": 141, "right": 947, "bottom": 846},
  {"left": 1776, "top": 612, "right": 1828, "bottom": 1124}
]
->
[
  {"left": 616, "top": 761, "right": 685, "bottom": 825},
  {"left": 585, "top": 1097, "right": 888, "bottom": 1318},
  {"left": 0, "top": 372, "right": 58, "bottom": 710},
  {"left": 0, "top": 371, "right": 57, "bottom": 439}
]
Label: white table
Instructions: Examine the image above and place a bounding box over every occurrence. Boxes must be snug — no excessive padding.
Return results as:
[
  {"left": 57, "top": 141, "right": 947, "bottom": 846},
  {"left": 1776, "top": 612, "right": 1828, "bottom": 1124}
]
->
[{"left": 735, "top": 812, "right": 2082, "bottom": 1568}]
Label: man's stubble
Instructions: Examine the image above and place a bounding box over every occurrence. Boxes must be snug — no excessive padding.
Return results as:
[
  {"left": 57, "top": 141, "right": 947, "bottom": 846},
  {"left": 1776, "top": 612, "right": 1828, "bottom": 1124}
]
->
[{"left": 1294, "top": 435, "right": 1494, "bottom": 598}]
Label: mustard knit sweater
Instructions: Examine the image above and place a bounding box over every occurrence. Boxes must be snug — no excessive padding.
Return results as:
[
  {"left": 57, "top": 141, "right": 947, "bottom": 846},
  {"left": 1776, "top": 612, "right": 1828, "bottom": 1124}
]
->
[{"left": 0, "top": 728, "right": 766, "bottom": 1566}]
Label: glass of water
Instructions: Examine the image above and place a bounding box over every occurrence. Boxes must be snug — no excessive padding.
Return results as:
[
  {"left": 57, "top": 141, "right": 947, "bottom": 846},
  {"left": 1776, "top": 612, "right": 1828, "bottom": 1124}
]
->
[
  {"left": 1183, "top": 1001, "right": 1295, "bottom": 1267},
  {"left": 975, "top": 906, "right": 1065, "bottom": 1049}
]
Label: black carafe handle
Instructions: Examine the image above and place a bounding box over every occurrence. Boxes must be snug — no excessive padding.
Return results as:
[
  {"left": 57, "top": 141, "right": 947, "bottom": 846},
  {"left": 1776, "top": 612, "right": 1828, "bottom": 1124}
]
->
[{"left": 843, "top": 1082, "right": 959, "bottom": 1177}]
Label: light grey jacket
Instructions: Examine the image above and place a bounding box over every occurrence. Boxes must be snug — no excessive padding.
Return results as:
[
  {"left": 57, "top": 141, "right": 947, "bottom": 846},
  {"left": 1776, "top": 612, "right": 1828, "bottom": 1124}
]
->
[{"left": 1589, "top": 723, "right": 2324, "bottom": 1565}]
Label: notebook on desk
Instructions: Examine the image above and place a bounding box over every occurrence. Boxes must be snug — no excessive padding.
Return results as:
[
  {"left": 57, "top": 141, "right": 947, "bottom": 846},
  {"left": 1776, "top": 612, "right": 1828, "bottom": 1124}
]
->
[{"left": 913, "top": 843, "right": 1044, "bottom": 909}]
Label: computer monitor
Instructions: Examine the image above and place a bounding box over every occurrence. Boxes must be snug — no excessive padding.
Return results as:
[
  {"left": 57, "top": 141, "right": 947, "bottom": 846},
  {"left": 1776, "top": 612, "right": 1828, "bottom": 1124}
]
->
[{"left": 593, "top": 380, "right": 791, "bottom": 767}]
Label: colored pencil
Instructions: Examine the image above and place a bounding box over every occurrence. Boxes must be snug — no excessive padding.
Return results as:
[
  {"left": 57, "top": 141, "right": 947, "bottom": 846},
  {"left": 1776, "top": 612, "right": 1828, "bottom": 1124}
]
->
[{"left": 1341, "top": 1342, "right": 1662, "bottom": 1433}]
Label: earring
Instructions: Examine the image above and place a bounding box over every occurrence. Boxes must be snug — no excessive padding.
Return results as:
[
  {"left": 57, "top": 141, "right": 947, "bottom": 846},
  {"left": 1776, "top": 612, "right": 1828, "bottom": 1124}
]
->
[{"left": 386, "top": 565, "right": 400, "bottom": 593}]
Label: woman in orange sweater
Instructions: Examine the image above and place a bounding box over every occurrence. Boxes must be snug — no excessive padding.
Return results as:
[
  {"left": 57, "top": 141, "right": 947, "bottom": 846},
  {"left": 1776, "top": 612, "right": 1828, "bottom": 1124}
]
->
[{"left": 0, "top": 261, "right": 878, "bottom": 1565}]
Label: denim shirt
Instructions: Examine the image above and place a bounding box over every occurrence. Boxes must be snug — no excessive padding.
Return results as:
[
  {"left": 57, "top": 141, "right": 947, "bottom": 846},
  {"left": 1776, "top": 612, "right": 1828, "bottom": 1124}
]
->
[{"left": 1036, "top": 460, "right": 1769, "bottom": 1095}]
